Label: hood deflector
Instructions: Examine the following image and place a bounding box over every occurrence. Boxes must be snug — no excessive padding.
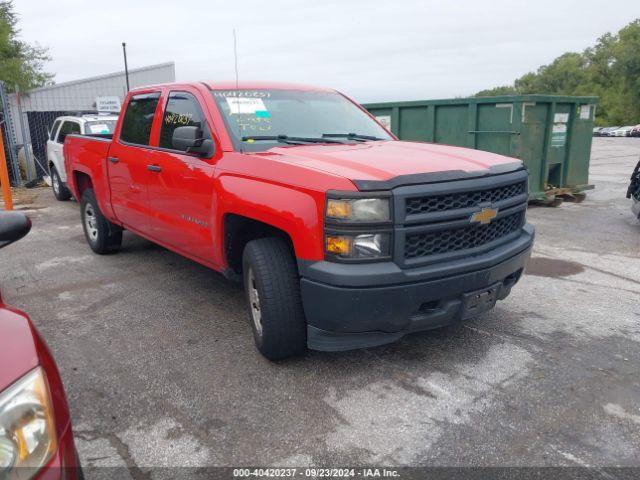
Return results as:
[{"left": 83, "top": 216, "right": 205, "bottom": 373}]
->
[{"left": 353, "top": 163, "right": 525, "bottom": 191}]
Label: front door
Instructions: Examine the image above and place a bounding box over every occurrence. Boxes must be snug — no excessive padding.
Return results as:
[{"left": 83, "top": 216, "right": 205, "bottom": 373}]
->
[
  {"left": 107, "top": 92, "right": 161, "bottom": 234},
  {"left": 146, "top": 90, "right": 216, "bottom": 261}
]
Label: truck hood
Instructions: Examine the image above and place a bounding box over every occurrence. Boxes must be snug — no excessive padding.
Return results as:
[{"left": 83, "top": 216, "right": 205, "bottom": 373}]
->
[{"left": 252, "top": 140, "right": 522, "bottom": 189}]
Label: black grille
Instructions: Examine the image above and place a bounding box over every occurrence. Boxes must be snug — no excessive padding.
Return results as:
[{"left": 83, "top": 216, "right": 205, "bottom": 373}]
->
[
  {"left": 406, "top": 181, "right": 526, "bottom": 216},
  {"left": 405, "top": 211, "right": 524, "bottom": 259}
]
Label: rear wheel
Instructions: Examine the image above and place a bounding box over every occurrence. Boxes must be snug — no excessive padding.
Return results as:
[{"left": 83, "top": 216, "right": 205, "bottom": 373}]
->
[
  {"left": 51, "top": 166, "right": 71, "bottom": 201},
  {"left": 80, "top": 188, "right": 122, "bottom": 254},
  {"left": 242, "top": 237, "right": 307, "bottom": 360}
]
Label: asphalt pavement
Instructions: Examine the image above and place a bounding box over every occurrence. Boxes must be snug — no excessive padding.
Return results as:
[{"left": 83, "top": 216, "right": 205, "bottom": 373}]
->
[{"left": 1, "top": 137, "right": 639, "bottom": 472}]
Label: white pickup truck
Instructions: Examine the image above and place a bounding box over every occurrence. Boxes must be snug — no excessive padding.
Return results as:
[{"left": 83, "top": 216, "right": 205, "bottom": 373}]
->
[{"left": 46, "top": 114, "right": 118, "bottom": 200}]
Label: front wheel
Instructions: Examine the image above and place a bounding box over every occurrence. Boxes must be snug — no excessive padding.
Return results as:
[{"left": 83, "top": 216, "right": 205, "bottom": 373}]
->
[
  {"left": 80, "top": 188, "right": 122, "bottom": 254},
  {"left": 51, "top": 166, "right": 71, "bottom": 201},
  {"left": 242, "top": 237, "right": 307, "bottom": 360}
]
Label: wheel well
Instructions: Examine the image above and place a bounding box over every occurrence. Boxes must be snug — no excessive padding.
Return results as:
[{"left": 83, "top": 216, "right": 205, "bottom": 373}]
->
[
  {"left": 224, "top": 214, "right": 294, "bottom": 275},
  {"left": 74, "top": 172, "right": 93, "bottom": 197}
]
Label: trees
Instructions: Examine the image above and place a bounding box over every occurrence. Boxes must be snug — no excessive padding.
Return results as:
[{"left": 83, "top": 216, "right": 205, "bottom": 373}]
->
[
  {"left": 476, "top": 19, "right": 640, "bottom": 126},
  {"left": 0, "top": 1, "right": 53, "bottom": 93}
]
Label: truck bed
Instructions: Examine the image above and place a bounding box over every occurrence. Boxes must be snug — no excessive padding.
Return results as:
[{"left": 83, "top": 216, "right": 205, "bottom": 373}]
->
[{"left": 63, "top": 134, "right": 113, "bottom": 215}]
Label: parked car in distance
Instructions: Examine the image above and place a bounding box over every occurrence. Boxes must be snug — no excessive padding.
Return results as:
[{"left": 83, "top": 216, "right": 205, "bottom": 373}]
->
[
  {"left": 64, "top": 81, "right": 534, "bottom": 360},
  {"left": 611, "top": 126, "right": 634, "bottom": 137},
  {"left": 47, "top": 114, "right": 118, "bottom": 201},
  {"left": 599, "top": 126, "right": 620, "bottom": 137},
  {"left": 593, "top": 126, "right": 604, "bottom": 136},
  {"left": 0, "top": 211, "right": 82, "bottom": 479},
  {"left": 629, "top": 124, "right": 640, "bottom": 137}
]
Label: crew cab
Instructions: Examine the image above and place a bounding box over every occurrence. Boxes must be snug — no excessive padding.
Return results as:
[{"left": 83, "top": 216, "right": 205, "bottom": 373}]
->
[
  {"left": 47, "top": 114, "right": 118, "bottom": 201},
  {"left": 0, "top": 212, "right": 82, "bottom": 478},
  {"left": 64, "top": 81, "right": 535, "bottom": 360}
]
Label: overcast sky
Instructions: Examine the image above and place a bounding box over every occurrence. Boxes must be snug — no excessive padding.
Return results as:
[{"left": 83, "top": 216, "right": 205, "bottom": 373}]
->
[{"left": 13, "top": 0, "right": 640, "bottom": 103}]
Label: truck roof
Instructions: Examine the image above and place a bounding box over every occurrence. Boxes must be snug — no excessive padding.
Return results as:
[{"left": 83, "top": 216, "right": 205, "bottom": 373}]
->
[
  {"left": 52, "top": 114, "right": 119, "bottom": 124},
  {"left": 130, "top": 81, "right": 334, "bottom": 93}
]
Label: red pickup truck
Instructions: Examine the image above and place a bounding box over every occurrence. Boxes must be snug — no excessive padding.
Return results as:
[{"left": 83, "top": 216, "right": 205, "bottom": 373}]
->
[{"left": 64, "top": 81, "right": 534, "bottom": 359}]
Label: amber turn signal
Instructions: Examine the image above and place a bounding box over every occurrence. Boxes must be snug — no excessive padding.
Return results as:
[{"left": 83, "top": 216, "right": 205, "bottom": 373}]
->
[
  {"left": 326, "top": 199, "right": 352, "bottom": 219},
  {"left": 325, "top": 235, "right": 353, "bottom": 255}
]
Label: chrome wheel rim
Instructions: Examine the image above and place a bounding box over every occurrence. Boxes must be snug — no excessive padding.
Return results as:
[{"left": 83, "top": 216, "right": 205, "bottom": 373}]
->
[
  {"left": 247, "top": 267, "right": 262, "bottom": 336},
  {"left": 52, "top": 172, "right": 60, "bottom": 194},
  {"left": 84, "top": 203, "right": 99, "bottom": 241}
]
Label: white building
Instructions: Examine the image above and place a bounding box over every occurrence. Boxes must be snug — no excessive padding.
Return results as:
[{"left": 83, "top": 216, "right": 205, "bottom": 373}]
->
[{"left": 8, "top": 61, "right": 175, "bottom": 145}]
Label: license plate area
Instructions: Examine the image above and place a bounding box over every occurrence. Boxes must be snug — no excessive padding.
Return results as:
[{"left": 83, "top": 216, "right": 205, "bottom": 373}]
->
[{"left": 461, "top": 283, "right": 501, "bottom": 320}]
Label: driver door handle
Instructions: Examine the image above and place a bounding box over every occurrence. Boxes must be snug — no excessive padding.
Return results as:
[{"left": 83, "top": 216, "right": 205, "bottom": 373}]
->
[
  {"left": 108, "top": 157, "right": 119, "bottom": 164},
  {"left": 147, "top": 165, "right": 162, "bottom": 173}
]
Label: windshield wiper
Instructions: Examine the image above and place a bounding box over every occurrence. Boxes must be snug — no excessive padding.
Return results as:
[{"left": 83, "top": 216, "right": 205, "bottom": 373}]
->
[
  {"left": 242, "top": 135, "right": 344, "bottom": 145},
  {"left": 322, "top": 133, "right": 384, "bottom": 141}
]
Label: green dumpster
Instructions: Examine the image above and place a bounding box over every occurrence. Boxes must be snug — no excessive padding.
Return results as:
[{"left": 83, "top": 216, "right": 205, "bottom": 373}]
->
[{"left": 363, "top": 95, "right": 597, "bottom": 202}]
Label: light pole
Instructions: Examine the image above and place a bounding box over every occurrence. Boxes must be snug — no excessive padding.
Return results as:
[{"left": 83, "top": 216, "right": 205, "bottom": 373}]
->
[{"left": 122, "top": 42, "right": 130, "bottom": 92}]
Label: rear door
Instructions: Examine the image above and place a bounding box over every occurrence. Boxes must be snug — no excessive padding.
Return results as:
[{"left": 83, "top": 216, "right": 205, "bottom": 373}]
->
[
  {"left": 108, "top": 92, "right": 161, "bottom": 234},
  {"left": 145, "top": 89, "right": 216, "bottom": 260}
]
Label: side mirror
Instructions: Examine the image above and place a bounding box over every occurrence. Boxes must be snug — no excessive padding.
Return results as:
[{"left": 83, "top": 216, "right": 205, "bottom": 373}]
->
[
  {"left": 0, "top": 212, "right": 31, "bottom": 250},
  {"left": 172, "top": 126, "right": 214, "bottom": 157}
]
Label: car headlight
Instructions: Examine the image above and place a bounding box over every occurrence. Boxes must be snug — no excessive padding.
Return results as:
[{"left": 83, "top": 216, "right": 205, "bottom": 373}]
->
[
  {"left": 0, "top": 367, "right": 57, "bottom": 475},
  {"left": 326, "top": 197, "right": 390, "bottom": 223}
]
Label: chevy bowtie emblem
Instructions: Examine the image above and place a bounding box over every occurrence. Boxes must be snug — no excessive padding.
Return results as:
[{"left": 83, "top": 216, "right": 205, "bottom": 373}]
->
[{"left": 470, "top": 207, "right": 498, "bottom": 225}]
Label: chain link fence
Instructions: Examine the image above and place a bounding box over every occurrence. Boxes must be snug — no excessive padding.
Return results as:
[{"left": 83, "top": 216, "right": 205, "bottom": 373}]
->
[
  {"left": 8, "top": 82, "right": 122, "bottom": 185},
  {"left": 0, "top": 81, "right": 22, "bottom": 186}
]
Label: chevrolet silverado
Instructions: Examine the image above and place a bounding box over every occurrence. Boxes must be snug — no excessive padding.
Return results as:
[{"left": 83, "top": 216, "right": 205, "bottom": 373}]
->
[{"left": 64, "top": 81, "right": 534, "bottom": 360}]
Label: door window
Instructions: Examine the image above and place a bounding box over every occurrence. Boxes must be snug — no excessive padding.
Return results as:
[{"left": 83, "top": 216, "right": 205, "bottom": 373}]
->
[
  {"left": 49, "top": 120, "right": 62, "bottom": 141},
  {"left": 57, "top": 121, "right": 81, "bottom": 144},
  {"left": 119, "top": 93, "right": 161, "bottom": 146},
  {"left": 159, "top": 92, "right": 211, "bottom": 151}
]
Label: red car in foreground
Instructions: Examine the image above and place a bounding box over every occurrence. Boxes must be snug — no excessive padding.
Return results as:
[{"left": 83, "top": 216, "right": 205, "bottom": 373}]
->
[{"left": 0, "top": 212, "right": 82, "bottom": 479}]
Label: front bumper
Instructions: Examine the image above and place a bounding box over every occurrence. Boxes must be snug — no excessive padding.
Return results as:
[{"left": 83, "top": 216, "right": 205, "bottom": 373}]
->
[{"left": 300, "top": 225, "right": 534, "bottom": 351}]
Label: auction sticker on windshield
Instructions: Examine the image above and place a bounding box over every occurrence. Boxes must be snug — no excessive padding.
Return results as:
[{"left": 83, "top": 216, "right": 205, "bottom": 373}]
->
[{"left": 226, "top": 97, "right": 268, "bottom": 115}]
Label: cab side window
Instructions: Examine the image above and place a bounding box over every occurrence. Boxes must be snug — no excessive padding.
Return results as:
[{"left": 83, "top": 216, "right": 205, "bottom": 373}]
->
[
  {"left": 49, "top": 120, "right": 61, "bottom": 141},
  {"left": 159, "top": 92, "right": 211, "bottom": 151},
  {"left": 57, "top": 121, "right": 81, "bottom": 144},
  {"left": 120, "top": 93, "right": 161, "bottom": 146}
]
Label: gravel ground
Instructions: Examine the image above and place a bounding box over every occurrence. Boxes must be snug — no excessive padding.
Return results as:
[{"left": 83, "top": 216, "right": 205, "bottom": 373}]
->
[{"left": 1, "top": 137, "right": 639, "bottom": 473}]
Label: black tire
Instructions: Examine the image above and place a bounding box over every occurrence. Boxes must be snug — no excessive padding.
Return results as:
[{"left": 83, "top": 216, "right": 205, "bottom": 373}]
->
[
  {"left": 50, "top": 166, "right": 71, "bottom": 201},
  {"left": 80, "top": 188, "right": 122, "bottom": 254},
  {"left": 242, "top": 237, "right": 307, "bottom": 360}
]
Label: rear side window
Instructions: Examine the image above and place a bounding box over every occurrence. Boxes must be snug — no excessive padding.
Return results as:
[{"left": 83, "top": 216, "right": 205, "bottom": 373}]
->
[
  {"left": 57, "top": 121, "right": 81, "bottom": 144},
  {"left": 159, "top": 92, "right": 211, "bottom": 151},
  {"left": 49, "top": 120, "right": 61, "bottom": 140},
  {"left": 120, "top": 93, "right": 161, "bottom": 146}
]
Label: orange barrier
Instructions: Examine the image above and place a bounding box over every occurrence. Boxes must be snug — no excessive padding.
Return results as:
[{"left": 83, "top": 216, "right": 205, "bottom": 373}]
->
[{"left": 0, "top": 123, "right": 13, "bottom": 210}]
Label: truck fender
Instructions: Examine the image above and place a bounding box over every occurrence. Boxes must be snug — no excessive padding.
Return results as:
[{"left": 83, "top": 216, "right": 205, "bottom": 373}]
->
[{"left": 216, "top": 175, "right": 325, "bottom": 263}]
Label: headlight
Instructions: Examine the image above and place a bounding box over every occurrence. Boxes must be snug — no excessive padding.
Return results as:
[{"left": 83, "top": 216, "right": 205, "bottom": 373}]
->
[
  {"left": 0, "top": 367, "right": 57, "bottom": 476},
  {"left": 326, "top": 197, "right": 390, "bottom": 223},
  {"left": 325, "top": 232, "right": 391, "bottom": 260}
]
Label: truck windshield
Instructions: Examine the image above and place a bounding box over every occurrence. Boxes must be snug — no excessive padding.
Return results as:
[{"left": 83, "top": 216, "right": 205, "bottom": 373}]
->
[{"left": 210, "top": 89, "right": 393, "bottom": 152}]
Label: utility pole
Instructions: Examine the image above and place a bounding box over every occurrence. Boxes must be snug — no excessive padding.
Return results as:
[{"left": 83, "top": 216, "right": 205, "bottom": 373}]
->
[{"left": 122, "top": 42, "right": 130, "bottom": 92}]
